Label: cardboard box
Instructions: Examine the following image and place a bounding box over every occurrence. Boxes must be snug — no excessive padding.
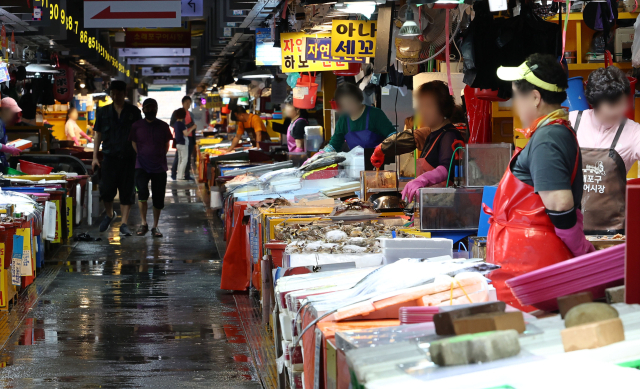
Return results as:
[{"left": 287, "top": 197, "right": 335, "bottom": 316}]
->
[{"left": 453, "top": 311, "right": 525, "bottom": 335}]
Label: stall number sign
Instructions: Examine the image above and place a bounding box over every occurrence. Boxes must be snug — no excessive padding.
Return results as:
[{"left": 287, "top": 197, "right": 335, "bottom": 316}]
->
[
  {"left": 306, "top": 37, "right": 366, "bottom": 63},
  {"left": 280, "top": 32, "right": 348, "bottom": 73},
  {"left": 331, "top": 20, "right": 377, "bottom": 57}
]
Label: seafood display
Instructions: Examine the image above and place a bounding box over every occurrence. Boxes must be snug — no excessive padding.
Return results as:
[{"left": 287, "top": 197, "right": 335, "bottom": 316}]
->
[
  {"left": 330, "top": 198, "right": 377, "bottom": 217},
  {"left": 277, "top": 221, "right": 424, "bottom": 254}
]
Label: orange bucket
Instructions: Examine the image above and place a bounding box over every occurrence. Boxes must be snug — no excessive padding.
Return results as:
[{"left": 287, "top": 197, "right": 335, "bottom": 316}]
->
[{"left": 293, "top": 72, "right": 318, "bottom": 109}]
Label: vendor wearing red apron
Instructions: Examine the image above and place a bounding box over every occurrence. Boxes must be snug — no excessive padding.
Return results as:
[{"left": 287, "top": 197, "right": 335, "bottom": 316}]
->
[
  {"left": 569, "top": 66, "right": 640, "bottom": 235},
  {"left": 322, "top": 82, "right": 395, "bottom": 153},
  {"left": 226, "top": 105, "right": 267, "bottom": 151},
  {"left": 274, "top": 95, "right": 309, "bottom": 152},
  {"left": 370, "top": 81, "right": 464, "bottom": 202},
  {"left": 488, "top": 54, "right": 595, "bottom": 310}
]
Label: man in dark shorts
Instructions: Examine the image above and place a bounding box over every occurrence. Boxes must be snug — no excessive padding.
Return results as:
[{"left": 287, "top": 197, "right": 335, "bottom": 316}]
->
[
  {"left": 92, "top": 80, "right": 142, "bottom": 236},
  {"left": 130, "top": 98, "right": 173, "bottom": 237}
]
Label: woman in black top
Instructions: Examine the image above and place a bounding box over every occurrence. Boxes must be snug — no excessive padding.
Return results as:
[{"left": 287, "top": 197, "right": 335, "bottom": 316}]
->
[
  {"left": 275, "top": 95, "right": 309, "bottom": 152},
  {"left": 391, "top": 81, "right": 465, "bottom": 202}
]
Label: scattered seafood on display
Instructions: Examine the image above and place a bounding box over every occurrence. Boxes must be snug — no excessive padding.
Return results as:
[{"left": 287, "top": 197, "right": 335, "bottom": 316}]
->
[
  {"left": 299, "top": 153, "right": 346, "bottom": 172},
  {"left": 330, "top": 198, "right": 377, "bottom": 216},
  {"left": 278, "top": 221, "right": 424, "bottom": 254},
  {"left": 255, "top": 197, "right": 292, "bottom": 209}
]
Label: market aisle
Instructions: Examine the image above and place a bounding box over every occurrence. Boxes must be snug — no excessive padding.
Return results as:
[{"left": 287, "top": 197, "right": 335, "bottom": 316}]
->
[{"left": 0, "top": 178, "right": 261, "bottom": 389}]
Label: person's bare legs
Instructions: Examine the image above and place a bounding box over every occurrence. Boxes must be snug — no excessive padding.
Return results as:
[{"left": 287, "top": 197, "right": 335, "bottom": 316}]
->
[
  {"left": 104, "top": 201, "right": 114, "bottom": 218},
  {"left": 139, "top": 201, "right": 148, "bottom": 226},
  {"left": 121, "top": 204, "right": 132, "bottom": 224},
  {"left": 152, "top": 207, "right": 161, "bottom": 229}
]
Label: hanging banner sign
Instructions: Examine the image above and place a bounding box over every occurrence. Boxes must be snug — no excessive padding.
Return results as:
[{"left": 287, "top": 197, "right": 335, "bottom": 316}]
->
[
  {"left": 1, "top": 25, "right": 6, "bottom": 54},
  {"left": 10, "top": 31, "right": 15, "bottom": 57},
  {"left": 53, "top": 64, "right": 75, "bottom": 103},
  {"left": 125, "top": 28, "right": 191, "bottom": 48},
  {"left": 306, "top": 37, "right": 366, "bottom": 63},
  {"left": 280, "top": 32, "right": 348, "bottom": 73},
  {"left": 84, "top": 0, "right": 182, "bottom": 28},
  {"left": 331, "top": 20, "right": 377, "bottom": 58}
]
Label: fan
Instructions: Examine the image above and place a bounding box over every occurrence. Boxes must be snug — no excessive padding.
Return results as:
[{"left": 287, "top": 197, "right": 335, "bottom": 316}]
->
[{"left": 395, "top": 4, "right": 467, "bottom": 66}]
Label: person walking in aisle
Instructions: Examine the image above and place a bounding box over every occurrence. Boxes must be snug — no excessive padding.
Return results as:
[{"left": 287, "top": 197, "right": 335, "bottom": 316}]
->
[
  {"left": 170, "top": 96, "right": 196, "bottom": 180},
  {"left": 92, "top": 80, "right": 142, "bottom": 236},
  {"left": 129, "top": 98, "right": 173, "bottom": 237},
  {"left": 172, "top": 108, "right": 194, "bottom": 180}
]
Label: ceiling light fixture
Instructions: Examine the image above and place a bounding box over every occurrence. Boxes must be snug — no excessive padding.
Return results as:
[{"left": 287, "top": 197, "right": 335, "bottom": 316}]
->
[
  {"left": 240, "top": 68, "right": 275, "bottom": 79},
  {"left": 334, "top": 1, "right": 378, "bottom": 19},
  {"left": 399, "top": 5, "right": 421, "bottom": 37}
]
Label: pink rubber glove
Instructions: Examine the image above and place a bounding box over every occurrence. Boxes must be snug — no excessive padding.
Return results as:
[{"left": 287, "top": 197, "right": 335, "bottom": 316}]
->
[
  {"left": 554, "top": 209, "right": 596, "bottom": 257},
  {"left": 2, "top": 145, "right": 21, "bottom": 156},
  {"left": 72, "top": 136, "right": 81, "bottom": 146},
  {"left": 302, "top": 150, "right": 324, "bottom": 166},
  {"left": 291, "top": 147, "right": 305, "bottom": 152},
  {"left": 401, "top": 165, "right": 448, "bottom": 203},
  {"left": 79, "top": 130, "right": 92, "bottom": 142}
]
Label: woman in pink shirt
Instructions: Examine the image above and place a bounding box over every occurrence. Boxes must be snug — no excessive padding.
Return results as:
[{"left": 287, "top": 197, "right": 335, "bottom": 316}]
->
[{"left": 569, "top": 66, "right": 640, "bottom": 235}]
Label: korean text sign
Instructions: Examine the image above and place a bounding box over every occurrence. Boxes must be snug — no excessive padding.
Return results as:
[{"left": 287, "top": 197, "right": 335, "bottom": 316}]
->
[
  {"left": 280, "top": 32, "right": 348, "bottom": 73},
  {"left": 306, "top": 37, "right": 366, "bottom": 63},
  {"left": 331, "top": 20, "right": 377, "bottom": 58}
]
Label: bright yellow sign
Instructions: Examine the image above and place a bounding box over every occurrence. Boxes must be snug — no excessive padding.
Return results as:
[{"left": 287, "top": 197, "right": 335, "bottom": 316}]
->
[
  {"left": 280, "top": 32, "right": 349, "bottom": 73},
  {"left": 331, "top": 20, "right": 377, "bottom": 58}
]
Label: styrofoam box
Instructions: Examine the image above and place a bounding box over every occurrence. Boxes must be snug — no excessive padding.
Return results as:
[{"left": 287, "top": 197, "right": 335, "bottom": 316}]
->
[
  {"left": 379, "top": 238, "right": 453, "bottom": 264},
  {"left": 378, "top": 238, "right": 452, "bottom": 249}
]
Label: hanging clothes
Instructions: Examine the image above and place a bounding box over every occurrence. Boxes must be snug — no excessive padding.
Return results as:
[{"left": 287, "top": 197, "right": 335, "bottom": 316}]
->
[{"left": 573, "top": 110, "right": 627, "bottom": 235}]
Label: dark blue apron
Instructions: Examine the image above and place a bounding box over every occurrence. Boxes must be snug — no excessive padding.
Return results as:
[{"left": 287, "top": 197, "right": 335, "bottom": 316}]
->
[{"left": 344, "top": 106, "right": 385, "bottom": 150}]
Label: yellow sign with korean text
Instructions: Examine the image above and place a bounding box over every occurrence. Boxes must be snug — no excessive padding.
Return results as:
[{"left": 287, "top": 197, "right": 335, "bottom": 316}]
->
[
  {"left": 331, "top": 20, "right": 377, "bottom": 58},
  {"left": 280, "top": 32, "right": 349, "bottom": 73}
]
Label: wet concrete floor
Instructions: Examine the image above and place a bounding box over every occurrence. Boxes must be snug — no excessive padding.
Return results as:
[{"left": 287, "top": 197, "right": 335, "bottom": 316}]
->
[{"left": 0, "top": 178, "right": 262, "bottom": 388}]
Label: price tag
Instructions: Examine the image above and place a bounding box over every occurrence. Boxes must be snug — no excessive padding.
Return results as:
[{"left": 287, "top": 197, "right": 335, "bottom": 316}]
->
[
  {"left": 293, "top": 86, "right": 309, "bottom": 100},
  {"left": 381, "top": 86, "right": 390, "bottom": 96},
  {"left": 21, "top": 250, "right": 31, "bottom": 276}
]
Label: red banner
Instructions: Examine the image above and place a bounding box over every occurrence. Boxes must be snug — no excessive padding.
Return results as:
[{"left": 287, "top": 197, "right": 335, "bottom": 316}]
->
[
  {"left": 54, "top": 64, "right": 74, "bottom": 103},
  {"left": 125, "top": 28, "right": 190, "bottom": 48}
]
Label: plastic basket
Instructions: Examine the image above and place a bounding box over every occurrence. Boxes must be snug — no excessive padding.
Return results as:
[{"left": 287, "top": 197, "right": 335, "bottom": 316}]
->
[{"left": 18, "top": 160, "right": 54, "bottom": 175}]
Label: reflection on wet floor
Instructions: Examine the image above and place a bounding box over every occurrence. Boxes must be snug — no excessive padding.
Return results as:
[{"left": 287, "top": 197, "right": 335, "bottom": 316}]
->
[{"left": 0, "top": 179, "right": 261, "bottom": 388}]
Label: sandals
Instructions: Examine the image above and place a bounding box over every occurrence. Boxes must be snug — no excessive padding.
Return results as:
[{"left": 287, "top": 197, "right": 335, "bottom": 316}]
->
[
  {"left": 151, "top": 227, "right": 163, "bottom": 238},
  {"left": 137, "top": 224, "right": 149, "bottom": 236}
]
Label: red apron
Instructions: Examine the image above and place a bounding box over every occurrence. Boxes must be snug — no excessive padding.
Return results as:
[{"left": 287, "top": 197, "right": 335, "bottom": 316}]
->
[{"left": 486, "top": 119, "right": 579, "bottom": 311}]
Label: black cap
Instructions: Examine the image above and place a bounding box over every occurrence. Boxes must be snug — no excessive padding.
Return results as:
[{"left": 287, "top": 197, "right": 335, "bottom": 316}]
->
[
  {"left": 142, "top": 98, "right": 158, "bottom": 108},
  {"left": 110, "top": 80, "right": 127, "bottom": 91}
]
